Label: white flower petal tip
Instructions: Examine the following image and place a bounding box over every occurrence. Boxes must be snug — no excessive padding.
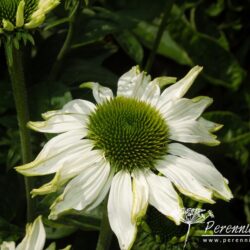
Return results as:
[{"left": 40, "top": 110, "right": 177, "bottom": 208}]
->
[
  {"left": 0, "top": 241, "right": 15, "bottom": 250},
  {"left": 108, "top": 171, "right": 137, "bottom": 250},
  {"left": 131, "top": 171, "right": 149, "bottom": 224},
  {"left": 16, "top": 216, "right": 46, "bottom": 250},
  {"left": 28, "top": 121, "right": 46, "bottom": 130},
  {"left": 80, "top": 82, "right": 113, "bottom": 103},
  {"left": 158, "top": 65, "right": 203, "bottom": 107},
  {"left": 214, "top": 179, "right": 233, "bottom": 202},
  {"left": 144, "top": 171, "right": 183, "bottom": 226},
  {"left": 158, "top": 143, "right": 232, "bottom": 203},
  {"left": 117, "top": 66, "right": 151, "bottom": 99},
  {"left": 31, "top": 172, "right": 61, "bottom": 198},
  {"left": 151, "top": 76, "right": 177, "bottom": 89},
  {"left": 27, "top": 114, "right": 87, "bottom": 133},
  {"left": 15, "top": 161, "right": 42, "bottom": 177}
]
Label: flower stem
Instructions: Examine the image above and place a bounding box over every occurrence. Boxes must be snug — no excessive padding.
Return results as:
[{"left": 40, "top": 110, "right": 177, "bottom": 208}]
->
[
  {"left": 144, "top": 0, "right": 174, "bottom": 72},
  {"left": 50, "top": 1, "right": 80, "bottom": 80},
  {"left": 183, "top": 224, "right": 191, "bottom": 250},
  {"left": 96, "top": 198, "right": 113, "bottom": 250},
  {"left": 4, "top": 41, "right": 34, "bottom": 222}
]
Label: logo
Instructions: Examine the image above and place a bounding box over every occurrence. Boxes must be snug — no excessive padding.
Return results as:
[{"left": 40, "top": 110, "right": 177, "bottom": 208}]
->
[
  {"left": 180, "top": 207, "right": 250, "bottom": 248},
  {"left": 180, "top": 208, "right": 214, "bottom": 249}
]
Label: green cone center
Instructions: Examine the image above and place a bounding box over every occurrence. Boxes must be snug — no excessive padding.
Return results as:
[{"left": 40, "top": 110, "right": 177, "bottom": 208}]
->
[
  {"left": 87, "top": 96, "right": 169, "bottom": 172},
  {"left": 0, "top": 0, "right": 38, "bottom": 24}
]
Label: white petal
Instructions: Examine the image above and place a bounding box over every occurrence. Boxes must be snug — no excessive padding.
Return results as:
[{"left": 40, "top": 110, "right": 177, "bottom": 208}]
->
[
  {"left": 28, "top": 114, "right": 88, "bottom": 133},
  {"left": 108, "top": 171, "right": 136, "bottom": 250},
  {"left": 168, "top": 119, "right": 220, "bottom": 145},
  {"left": 86, "top": 167, "right": 115, "bottom": 212},
  {"left": 31, "top": 149, "right": 104, "bottom": 196},
  {"left": 140, "top": 81, "right": 160, "bottom": 107},
  {"left": 157, "top": 66, "right": 203, "bottom": 109},
  {"left": 16, "top": 216, "right": 45, "bottom": 250},
  {"left": 16, "top": 134, "right": 93, "bottom": 176},
  {"left": 144, "top": 171, "right": 182, "bottom": 225},
  {"left": 50, "top": 159, "right": 110, "bottom": 218},
  {"left": 131, "top": 170, "right": 149, "bottom": 223},
  {"left": 83, "top": 82, "right": 113, "bottom": 104},
  {"left": 161, "top": 96, "right": 213, "bottom": 122},
  {"left": 0, "top": 242, "right": 15, "bottom": 250},
  {"left": 117, "top": 66, "right": 151, "bottom": 98},
  {"left": 167, "top": 143, "right": 233, "bottom": 201},
  {"left": 198, "top": 117, "right": 223, "bottom": 132},
  {"left": 156, "top": 157, "right": 214, "bottom": 203},
  {"left": 42, "top": 99, "right": 96, "bottom": 119}
]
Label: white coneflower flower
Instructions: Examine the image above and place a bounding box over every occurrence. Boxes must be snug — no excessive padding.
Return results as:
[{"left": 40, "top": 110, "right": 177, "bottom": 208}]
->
[
  {"left": 0, "top": 216, "right": 71, "bottom": 250},
  {"left": 0, "top": 0, "right": 60, "bottom": 32},
  {"left": 16, "top": 66, "right": 233, "bottom": 250},
  {"left": 0, "top": 216, "right": 45, "bottom": 250}
]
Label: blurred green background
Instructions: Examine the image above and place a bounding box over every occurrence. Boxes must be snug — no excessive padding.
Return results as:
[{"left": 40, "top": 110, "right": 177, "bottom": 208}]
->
[{"left": 0, "top": 0, "right": 249, "bottom": 249}]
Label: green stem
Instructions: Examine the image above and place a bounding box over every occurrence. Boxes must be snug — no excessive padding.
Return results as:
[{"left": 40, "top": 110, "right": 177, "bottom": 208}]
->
[
  {"left": 50, "top": 2, "right": 79, "bottom": 80},
  {"left": 4, "top": 41, "right": 34, "bottom": 222},
  {"left": 144, "top": 0, "right": 174, "bottom": 72},
  {"left": 96, "top": 198, "right": 113, "bottom": 250}
]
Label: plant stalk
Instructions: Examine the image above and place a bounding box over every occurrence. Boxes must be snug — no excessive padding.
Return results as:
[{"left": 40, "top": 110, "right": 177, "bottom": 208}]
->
[
  {"left": 4, "top": 41, "right": 34, "bottom": 222},
  {"left": 144, "top": 0, "right": 174, "bottom": 72},
  {"left": 96, "top": 197, "right": 113, "bottom": 250},
  {"left": 49, "top": 1, "right": 80, "bottom": 80}
]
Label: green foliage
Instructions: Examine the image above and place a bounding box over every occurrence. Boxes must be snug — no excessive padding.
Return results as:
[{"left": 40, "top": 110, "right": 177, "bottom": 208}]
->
[{"left": 0, "top": 0, "right": 249, "bottom": 249}]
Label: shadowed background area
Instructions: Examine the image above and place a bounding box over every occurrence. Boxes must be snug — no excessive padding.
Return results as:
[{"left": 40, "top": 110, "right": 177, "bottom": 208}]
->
[{"left": 0, "top": 0, "right": 249, "bottom": 249}]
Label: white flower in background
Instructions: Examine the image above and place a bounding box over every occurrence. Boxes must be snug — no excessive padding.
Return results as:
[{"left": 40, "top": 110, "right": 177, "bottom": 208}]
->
[
  {"left": 0, "top": 216, "right": 71, "bottom": 250},
  {"left": 0, "top": 0, "right": 60, "bottom": 32},
  {"left": 16, "top": 66, "right": 233, "bottom": 250},
  {"left": 0, "top": 216, "right": 45, "bottom": 250}
]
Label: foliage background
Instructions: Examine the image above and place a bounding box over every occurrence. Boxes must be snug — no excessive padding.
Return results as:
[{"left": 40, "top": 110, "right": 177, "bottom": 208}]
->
[{"left": 0, "top": 0, "right": 249, "bottom": 249}]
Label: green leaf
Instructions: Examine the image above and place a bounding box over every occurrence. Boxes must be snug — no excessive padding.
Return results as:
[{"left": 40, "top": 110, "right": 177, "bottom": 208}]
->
[
  {"left": 114, "top": 30, "right": 144, "bottom": 64},
  {"left": 166, "top": 5, "right": 246, "bottom": 90},
  {"left": 133, "top": 21, "right": 192, "bottom": 66},
  {"left": 0, "top": 217, "right": 21, "bottom": 243},
  {"left": 206, "top": 0, "right": 225, "bottom": 17}
]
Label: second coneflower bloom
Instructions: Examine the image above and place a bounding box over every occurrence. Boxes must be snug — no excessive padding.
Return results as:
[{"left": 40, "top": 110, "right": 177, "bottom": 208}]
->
[
  {"left": 0, "top": 0, "right": 60, "bottom": 32},
  {"left": 16, "top": 66, "right": 233, "bottom": 250}
]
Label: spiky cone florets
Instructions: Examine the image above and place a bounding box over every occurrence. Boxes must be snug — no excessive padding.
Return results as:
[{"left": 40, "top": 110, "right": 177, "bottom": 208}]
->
[{"left": 0, "top": 0, "right": 60, "bottom": 33}]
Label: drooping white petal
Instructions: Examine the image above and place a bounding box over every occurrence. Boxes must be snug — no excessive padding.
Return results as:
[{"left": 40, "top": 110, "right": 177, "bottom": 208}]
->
[
  {"left": 16, "top": 131, "right": 93, "bottom": 176},
  {"left": 131, "top": 170, "right": 149, "bottom": 223},
  {"left": 42, "top": 99, "right": 96, "bottom": 119},
  {"left": 144, "top": 171, "right": 182, "bottom": 225},
  {"left": 86, "top": 167, "right": 115, "bottom": 212},
  {"left": 117, "top": 66, "right": 151, "bottom": 98},
  {"left": 157, "top": 66, "right": 203, "bottom": 109},
  {"left": 49, "top": 159, "right": 110, "bottom": 218},
  {"left": 167, "top": 143, "right": 233, "bottom": 201},
  {"left": 31, "top": 149, "right": 104, "bottom": 196},
  {"left": 28, "top": 114, "right": 88, "bottom": 133},
  {"left": 108, "top": 171, "right": 136, "bottom": 250},
  {"left": 32, "top": 129, "right": 87, "bottom": 162},
  {"left": 161, "top": 96, "right": 213, "bottom": 123},
  {"left": 140, "top": 81, "right": 160, "bottom": 107},
  {"left": 168, "top": 119, "right": 220, "bottom": 146},
  {"left": 0, "top": 241, "right": 15, "bottom": 250},
  {"left": 156, "top": 157, "right": 214, "bottom": 203},
  {"left": 16, "top": 216, "right": 45, "bottom": 250}
]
